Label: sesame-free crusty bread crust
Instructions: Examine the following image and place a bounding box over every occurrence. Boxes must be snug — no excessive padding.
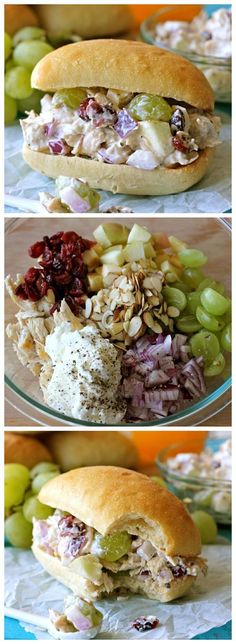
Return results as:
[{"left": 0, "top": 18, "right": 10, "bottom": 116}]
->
[
  {"left": 38, "top": 466, "right": 201, "bottom": 557},
  {"left": 44, "top": 431, "right": 138, "bottom": 471},
  {"left": 31, "top": 39, "right": 214, "bottom": 111},
  {"left": 23, "top": 145, "right": 214, "bottom": 196},
  {"left": 34, "top": 6, "right": 133, "bottom": 39},
  {"left": 32, "top": 543, "right": 196, "bottom": 602}
]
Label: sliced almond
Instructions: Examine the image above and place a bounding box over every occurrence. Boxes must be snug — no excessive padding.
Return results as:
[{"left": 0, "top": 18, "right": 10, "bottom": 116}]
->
[
  {"left": 167, "top": 306, "right": 180, "bottom": 318},
  {"left": 84, "top": 299, "right": 93, "bottom": 319},
  {"left": 143, "top": 311, "right": 162, "bottom": 334},
  {"left": 144, "top": 289, "right": 153, "bottom": 297},
  {"left": 148, "top": 295, "right": 160, "bottom": 307},
  {"left": 124, "top": 306, "right": 134, "bottom": 322},
  {"left": 110, "top": 322, "right": 124, "bottom": 336},
  {"left": 123, "top": 321, "right": 131, "bottom": 334},
  {"left": 92, "top": 312, "right": 103, "bottom": 321},
  {"left": 102, "top": 310, "right": 114, "bottom": 329},
  {"left": 150, "top": 275, "right": 162, "bottom": 292},
  {"left": 127, "top": 316, "right": 142, "bottom": 337},
  {"left": 143, "top": 277, "right": 153, "bottom": 289},
  {"left": 113, "top": 341, "right": 126, "bottom": 351}
]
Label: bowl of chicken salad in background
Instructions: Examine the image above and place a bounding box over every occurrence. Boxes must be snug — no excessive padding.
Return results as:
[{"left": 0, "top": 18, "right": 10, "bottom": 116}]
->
[{"left": 5, "top": 216, "right": 231, "bottom": 427}]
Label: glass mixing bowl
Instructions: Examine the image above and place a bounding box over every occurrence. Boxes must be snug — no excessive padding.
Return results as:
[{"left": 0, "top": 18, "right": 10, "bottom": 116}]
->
[
  {"left": 5, "top": 217, "right": 231, "bottom": 427},
  {"left": 140, "top": 5, "right": 231, "bottom": 103},
  {"left": 156, "top": 436, "right": 231, "bottom": 524}
]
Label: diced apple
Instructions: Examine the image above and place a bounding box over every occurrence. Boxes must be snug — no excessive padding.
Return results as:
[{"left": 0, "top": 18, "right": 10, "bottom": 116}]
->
[
  {"left": 102, "top": 264, "right": 123, "bottom": 277},
  {"left": 138, "top": 121, "right": 173, "bottom": 158},
  {"left": 93, "top": 243, "right": 104, "bottom": 256},
  {"left": 102, "top": 244, "right": 123, "bottom": 254},
  {"left": 100, "top": 248, "right": 124, "bottom": 266},
  {"left": 95, "top": 266, "right": 103, "bottom": 274},
  {"left": 168, "top": 235, "right": 187, "bottom": 253},
  {"left": 170, "top": 254, "right": 183, "bottom": 269},
  {"left": 83, "top": 248, "right": 100, "bottom": 269},
  {"left": 128, "top": 223, "right": 151, "bottom": 244},
  {"left": 93, "top": 223, "right": 129, "bottom": 248},
  {"left": 161, "top": 259, "right": 179, "bottom": 281},
  {"left": 72, "top": 554, "right": 102, "bottom": 582},
  {"left": 123, "top": 242, "right": 145, "bottom": 262},
  {"left": 152, "top": 232, "right": 169, "bottom": 250},
  {"left": 87, "top": 273, "right": 103, "bottom": 291},
  {"left": 144, "top": 242, "right": 156, "bottom": 258}
]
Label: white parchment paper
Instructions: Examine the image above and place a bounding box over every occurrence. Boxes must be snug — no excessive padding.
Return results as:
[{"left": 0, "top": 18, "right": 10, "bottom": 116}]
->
[
  {"left": 5, "top": 545, "right": 231, "bottom": 640},
  {"left": 4, "top": 108, "right": 231, "bottom": 214}
]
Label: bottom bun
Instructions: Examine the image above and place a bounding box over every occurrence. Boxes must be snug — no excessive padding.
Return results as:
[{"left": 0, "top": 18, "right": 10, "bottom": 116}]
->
[
  {"left": 23, "top": 145, "right": 214, "bottom": 196},
  {"left": 32, "top": 544, "right": 196, "bottom": 603}
]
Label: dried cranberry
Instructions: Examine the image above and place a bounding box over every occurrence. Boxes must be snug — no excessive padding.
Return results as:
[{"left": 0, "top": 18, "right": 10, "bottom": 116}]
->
[
  {"left": 28, "top": 241, "right": 46, "bottom": 258},
  {"left": 78, "top": 97, "right": 103, "bottom": 121},
  {"left": 24, "top": 267, "right": 41, "bottom": 282},
  {"left": 132, "top": 616, "right": 159, "bottom": 632},
  {"left": 62, "top": 231, "right": 79, "bottom": 243},
  {"left": 172, "top": 135, "right": 188, "bottom": 153},
  {"left": 170, "top": 564, "right": 187, "bottom": 578}
]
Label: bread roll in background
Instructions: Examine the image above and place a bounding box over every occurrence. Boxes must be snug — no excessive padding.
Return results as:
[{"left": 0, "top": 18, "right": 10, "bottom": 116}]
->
[
  {"left": 44, "top": 431, "right": 138, "bottom": 471},
  {"left": 34, "top": 5, "right": 133, "bottom": 38},
  {"left": 5, "top": 432, "right": 52, "bottom": 469},
  {"left": 4, "top": 5, "right": 39, "bottom": 36}
]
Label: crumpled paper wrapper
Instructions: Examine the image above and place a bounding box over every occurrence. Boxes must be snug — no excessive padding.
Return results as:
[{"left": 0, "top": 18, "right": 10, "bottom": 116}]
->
[
  {"left": 5, "top": 544, "right": 231, "bottom": 640},
  {"left": 4, "top": 107, "right": 231, "bottom": 214}
]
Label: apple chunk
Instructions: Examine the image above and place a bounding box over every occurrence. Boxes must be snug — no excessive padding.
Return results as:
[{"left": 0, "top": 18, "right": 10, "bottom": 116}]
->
[
  {"left": 83, "top": 248, "right": 100, "bottom": 269},
  {"left": 128, "top": 223, "right": 152, "bottom": 244},
  {"left": 123, "top": 242, "right": 145, "bottom": 262},
  {"left": 144, "top": 242, "right": 156, "bottom": 258},
  {"left": 93, "top": 223, "right": 129, "bottom": 248},
  {"left": 87, "top": 273, "right": 103, "bottom": 291},
  {"left": 100, "top": 248, "right": 124, "bottom": 266}
]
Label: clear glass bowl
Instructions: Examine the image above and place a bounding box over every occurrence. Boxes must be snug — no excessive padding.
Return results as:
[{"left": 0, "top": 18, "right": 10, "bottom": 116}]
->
[
  {"left": 156, "top": 436, "right": 231, "bottom": 524},
  {"left": 5, "top": 217, "right": 231, "bottom": 427},
  {"left": 140, "top": 6, "right": 231, "bottom": 103}
]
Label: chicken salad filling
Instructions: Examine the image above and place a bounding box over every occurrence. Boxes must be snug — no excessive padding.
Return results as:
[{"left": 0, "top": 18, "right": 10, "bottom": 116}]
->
[
  {"left": 21, "top": 88, "right": 221, "bottom": 170},
  {"left": 33, "top": 510, "right": 207, "bottom": 595}
]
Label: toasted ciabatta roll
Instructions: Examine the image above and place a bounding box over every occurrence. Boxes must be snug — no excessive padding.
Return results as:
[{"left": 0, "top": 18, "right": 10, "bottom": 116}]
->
[
  {"left": 44, "top": 431, "right": 138, "bottom": 471},
  {"left": 34, "top": 5, "right": 133, "bottom": 38},
  {"left": 32, "top": 466, "right": 206, "bottom": 602},
  {"left": 21, "top": 40, "right": 219, "bottom": 197},
  {"left": 5, "top": 432, "right": 52, "bottom": 469}
]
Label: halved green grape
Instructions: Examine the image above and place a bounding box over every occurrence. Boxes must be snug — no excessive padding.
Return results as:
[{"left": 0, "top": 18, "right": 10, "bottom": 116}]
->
[
  {"left": 178, "top": 248, "right": 207, "bottom": 268},
  {"left": 204, "top": 352, "right": 226, "bottom": 377},
  {"left": 190, "top": 330, "right": 220, "bottom": 366},
  {"left": 5, "top": 59, "right": 16, "bottom": 72},
  {"left": 191, "top": 510, "right": 217, "bottom": 544},
  {"left": 23, "top": 496, "right": 53, "bottom": 522},
  {"left": 32, "top": 471, "right": 59, "bottom": 494},
  {"left": 52, "top": 88, "right": 87, "bottom": 110},
  {"left": 13, "top": 27, "right": 46, "bottom": 47},
  {"left": 162, "top": 286, "right": 186, "bottom": 312},
  {"left": 30, "top": 462, "right": 59, "bottom": 479},
  {"left": 5, "top": 478, "right": 26, "bottom": 510},
  {"left": 5, "top": 512, "right": 33, "bottom": 548},
  {"left": 13, "top": 40, "right": 53, "bottom": 70},
  {"left": 72, "top": 181, "right": 100, "bottom": 211},
  {"left": 196, "top": 306, "right": 225, "bottom": 333},
  {"left": 5, "top": 66, "right": 32, "bottom": 99},
  {"left": 185, "top": 291, "right": 201, "bottom": 314},
  {"left": 200, "top": 288, "right": 230, "bottom": 316},
  {"left": 176, "top": 315, "right": 202, "bottom": 334},
  {"left": 4, "top": 93, "right": 17, "bottom": 124},
  {"left": 5, "top": 464, "right": 30, "bottom": 488},
  {"left": 196, "top": 278, "right": 224, "bottom": 294},
  {"left": 18, "top": 89, "right": 44, "bottom": 114},
  {"left": 5, "top": 33, "right": 12, "bottom": 61},
  {"left": 194, "top": 489, "right": 213, "bottom": 508},
  {"left": 172, "top": 281, "right": 191, "bottom": 294},
  {"left": 92, "top": 532, "right": 132, "bottom": 562},
  {"left": 221, "top": 323, "right": 231, "bottom": 352},
  {"left": 78, "top": 599, "right": 103, "bottom": 627},
  {"left": 127, "top": 94, "right": 172, "bottom": 122},
  {"left": 182, "top": 267, "right": 205, "bottom": 289}
]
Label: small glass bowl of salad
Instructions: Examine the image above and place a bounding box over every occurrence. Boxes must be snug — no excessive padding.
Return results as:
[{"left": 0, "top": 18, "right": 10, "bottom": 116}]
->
[
  {"left": 140, "top": 5, "right": 231, "bottom": 103},
  {"left": 156, "top": 435, "right": 231, "bottom": 524}
]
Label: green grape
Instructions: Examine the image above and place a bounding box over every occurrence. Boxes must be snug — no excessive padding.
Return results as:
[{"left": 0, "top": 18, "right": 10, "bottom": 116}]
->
[
  {"left": 5, "top": 59, "right": 16, "bottom": 72},
  {"left": 178, "top": 248, "right": 207, "bottom": 268},
  {"left": 74, "top": 181, "right": 100, "bottom": 211},
  {"left": 13, "top": 40, "right": 53, "bottom": 71},
  {"left": 5, "top": 478, "right": 26, "bottom": 510},
  {"left": 190, "top": 330, "right": 220, "bottom": 366},
  {"left": 32, "top": 471, "right": 59, "bottom": 494},
  {"left": 176, "top": 314, "right": 202, "bottom": 334},
  {"left": 4, "top": 93, "right": 17, "bottom": 124},
  {"left": 23, "top": 496, "right": 53, "bottom": 522},
  {"left": 197, "top": 278, "right": 224, "bottom": 294},
  {"left": 30, "top": 462, "right": 59, "bottom": 479},
  {"left": 221, "top": 323, "right": 231, "bottom": 352},
  {"left": 78, "top": 600, "right": 103, "bottom": 627},
  {"left": 127, "top": 94, "right": 172, "bottom": 122},
  {"left": 196, "top": 306, "right": 225, "bottom": 333},
  {"left": 200, "top": 288, "right": 230, "bottom": 316},
  {"left": 5, "top": 512, "right": 33, "bottom": 548},
  {"left": 5, "top": 33, "right": 12, "bottom": 61},
  {"left": 52, "top": 88, "right": 87, "bottom": 110},
  {"left": 194, "top": 489, "right": 213, "bottom": 508},
  {"left": 5, "top": 464, "right": 30, "bottom": 488},
  {"left": 185, "top": 291, "right": 201, "bottom": 314},
  {"left": 5, "top": 66, "right": 32, "bottom": 99},
  {"left": 204, "top": 352, "right": 226, "bottom": 377},
  {"left": 182, "top": 267, "right": 205, "bottom": 289},
  {"left": 172, "top": 281, "right": 191, "bottom": 294},
  {"left": 92, "top": 532, "right": 132, "bottom": 562},
  {"left": 191, "top": 510, "right": 217, "bottom": 544},
  {"left": 162, "top": 286, "right": 186, "bottom": 312},
  {"left": 18, "top": 89, "right": 44, "bottom": 114},
  {"left": 13, "top": 27, "right": 46, "bottom": 47},
  {"left": 151, "top": 476, "right": 167, "bottom": 488}
]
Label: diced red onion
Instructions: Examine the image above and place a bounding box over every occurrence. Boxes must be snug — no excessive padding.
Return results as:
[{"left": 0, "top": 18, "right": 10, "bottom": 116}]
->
[
  {"left": 114, "top": 109, "right": 137, "bottom": 138},
  {"left": 48, "top": 139, "right": 70, "bottom": 155},
  {"left": 136, "top": 541, "right": 157, "bottom": 561},
  {"left": 65, "top": 606, "right": 92, "bottom": 632},
  {"left": 59, "top": 187, "right": 90, "bottom": 213},
  {"left": 44, "top": 121, "right": 57, "bottom": 137}
]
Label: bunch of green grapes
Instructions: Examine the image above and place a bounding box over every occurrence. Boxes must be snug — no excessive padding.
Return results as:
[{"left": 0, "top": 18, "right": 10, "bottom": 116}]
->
[
  {"left": 4, "top": 462, "right": 60, "bottom": 548},
  {"left": 162, "top": 246, "right": 231, "bottom": 377},
  {"left": 4, "top": 27, "right": 54, "bottom": 125}
]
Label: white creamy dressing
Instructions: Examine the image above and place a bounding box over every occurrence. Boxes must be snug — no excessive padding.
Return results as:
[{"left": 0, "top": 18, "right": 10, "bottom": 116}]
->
[{"left": 154, "top": 9, "right": 231, "bottom": 58}]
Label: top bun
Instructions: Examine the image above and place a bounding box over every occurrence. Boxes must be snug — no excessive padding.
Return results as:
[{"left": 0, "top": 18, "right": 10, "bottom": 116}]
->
[
  {"left": 39, "top": 465, "right": 201, "bottom": 557},
  {"left": 31, "top": 39, "right": 214, "bottom": 111},
  {"left": 44, "top": 431, "right": 138, "bottom": 471},
  {"left": 34, "top": 5, "right": 133, "bottom": 38}
]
